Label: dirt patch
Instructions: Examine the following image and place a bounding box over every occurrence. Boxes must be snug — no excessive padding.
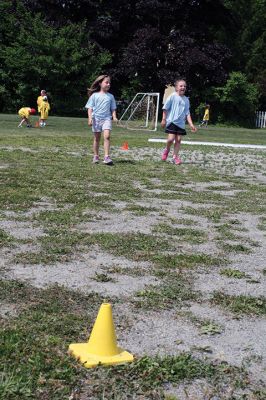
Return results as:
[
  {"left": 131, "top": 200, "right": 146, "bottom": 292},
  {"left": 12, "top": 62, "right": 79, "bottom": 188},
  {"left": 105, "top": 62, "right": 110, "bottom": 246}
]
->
[
  {"left": 77, "top": 210, "right": 163, "bottom": 234},
  {"left": 3, "top": 247, "right": 156, "bottom": 297},
  {"left": 1, "top": 219, "right": 45, "bottom": 240},
  {"left": 193, "top": 213, "right": 266, "bottom": 297},
  {"left": 1, "top": 143, "right": 266, "bottom": 392},
  {"left": 119, "top": 303, "right": 266, "bottom": 383},
  {"left": 0, "top": 303, "right": 18, "bottom": 319},
  {"left": 114, "top": 146, "right": 266, "bottom": 182}
]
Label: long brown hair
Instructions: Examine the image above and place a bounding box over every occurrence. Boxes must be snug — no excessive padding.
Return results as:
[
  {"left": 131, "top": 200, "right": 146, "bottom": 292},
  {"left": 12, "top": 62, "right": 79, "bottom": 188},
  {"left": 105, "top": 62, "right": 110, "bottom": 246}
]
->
[{"left": 87, "top": 75, "right": 110, "bottom": 98}]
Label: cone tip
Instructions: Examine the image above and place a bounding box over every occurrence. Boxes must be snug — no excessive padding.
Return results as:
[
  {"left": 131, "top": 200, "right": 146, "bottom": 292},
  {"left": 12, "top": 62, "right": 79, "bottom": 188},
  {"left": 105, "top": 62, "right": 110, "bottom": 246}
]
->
[{"left": 101, "top": 302, "right": 111, "bottom": 308}]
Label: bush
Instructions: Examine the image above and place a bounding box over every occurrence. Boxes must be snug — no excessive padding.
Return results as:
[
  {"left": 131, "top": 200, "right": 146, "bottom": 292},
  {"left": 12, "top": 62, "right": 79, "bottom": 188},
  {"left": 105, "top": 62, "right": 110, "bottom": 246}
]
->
[{"left": 213, "top": 72, "right": 260, "bottom": 127}]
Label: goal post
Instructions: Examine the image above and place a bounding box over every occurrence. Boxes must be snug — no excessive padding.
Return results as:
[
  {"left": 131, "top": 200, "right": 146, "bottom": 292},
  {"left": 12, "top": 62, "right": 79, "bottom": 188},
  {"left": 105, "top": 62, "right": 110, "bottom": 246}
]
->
[{"left": 118, "top": 93, "right": 160, "bottom": 131}]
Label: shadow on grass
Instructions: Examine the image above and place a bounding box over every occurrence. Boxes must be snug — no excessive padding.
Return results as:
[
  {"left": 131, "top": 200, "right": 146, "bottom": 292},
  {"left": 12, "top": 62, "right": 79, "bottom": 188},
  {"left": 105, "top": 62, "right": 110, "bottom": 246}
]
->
[
  {"left": 114, "top": 159, "right": 137, "bottom": 165},
  {"left": 181, "top": 160, "right": 207, "bottom": 165}
]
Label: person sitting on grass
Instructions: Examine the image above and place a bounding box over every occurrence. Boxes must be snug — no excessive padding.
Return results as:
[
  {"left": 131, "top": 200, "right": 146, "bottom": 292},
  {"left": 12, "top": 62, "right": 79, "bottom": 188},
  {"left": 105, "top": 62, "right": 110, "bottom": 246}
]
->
[
  {"left": 18, "top": 107, "right": 36, "bottom": 128},
  {"left": 161, "top": 78, "right": 197, "bottom": 165},
  {"left": 39, "top": 96, "right": 51, "bottom": 127}
]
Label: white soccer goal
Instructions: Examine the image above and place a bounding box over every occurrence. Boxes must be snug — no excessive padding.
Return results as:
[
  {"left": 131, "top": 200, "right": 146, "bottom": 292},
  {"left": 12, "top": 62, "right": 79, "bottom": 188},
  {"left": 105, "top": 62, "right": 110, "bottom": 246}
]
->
[
  {"left": 119, "top": 93, "right": 160, "bottom": 131},
  {"left": 255, "top": 111, "right": 266, "bottom": 128}
]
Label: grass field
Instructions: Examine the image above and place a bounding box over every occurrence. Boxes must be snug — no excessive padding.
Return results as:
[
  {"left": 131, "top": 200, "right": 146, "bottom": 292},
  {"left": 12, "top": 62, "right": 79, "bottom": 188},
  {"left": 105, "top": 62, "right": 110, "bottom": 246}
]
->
[{"left": 1, "top": 113, "right": 266, "bottom": 399}]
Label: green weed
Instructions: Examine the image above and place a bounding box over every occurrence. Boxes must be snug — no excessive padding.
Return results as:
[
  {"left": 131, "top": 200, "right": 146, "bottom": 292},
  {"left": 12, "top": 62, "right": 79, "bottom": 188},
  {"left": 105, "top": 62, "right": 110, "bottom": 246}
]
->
[{"left": 212, "top": 292, "right": 266, "bottom": 316}]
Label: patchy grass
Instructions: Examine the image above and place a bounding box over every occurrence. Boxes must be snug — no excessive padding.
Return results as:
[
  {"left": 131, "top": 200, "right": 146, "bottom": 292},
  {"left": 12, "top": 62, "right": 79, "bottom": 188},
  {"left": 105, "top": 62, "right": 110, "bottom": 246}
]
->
[
  {"left": 199, "top": 322, "right": 223, "bottom": 336},
  {"left": 220, "top": 242, "right": 252, "bottom": 254},
  {"left": 125, "top": 204, "right": 158, "bottom": 216},
  {"left": 1, "top": 115, "right": 266, "bottom": 397},
  {"left": 0, "top": 229, "right": 15, "bottom": 248},
  {"left": 77, "top": 353, "right": 255, "bottom": 399},
  {"left": 92, "top": 272, "right": 116, "bottom": 283},
  {"left": 135, "top": 274, "right": 198, "bottom": 310},
  {"left": 13, "top": 230, "right": 95, "bottom": 264},
  {"left": 152, "top": 223, "right": 207, "bottom": 244},
  {"left": 220, "top": 268, "right": 248, "bottom": 279},
  {"left": 1, "top": 279, "right": 258, "bottom": 400},
  {"left": 212, "top": 292, "right": 266, "bottom": 316},
  {"left": 152, "top": 253, "right": 225, "bottom": 271},
  {"left": 0, "top": 280, "right": 101, "bottom": 400},
  {"left": 91, "top": 232, "right": 170, "bottom": 261},
  {"left": 170, "top": 217, "right": 198, "bottom": 226},
  {"left": 257, "top": 217, "right": 266, "bottom": 232}
]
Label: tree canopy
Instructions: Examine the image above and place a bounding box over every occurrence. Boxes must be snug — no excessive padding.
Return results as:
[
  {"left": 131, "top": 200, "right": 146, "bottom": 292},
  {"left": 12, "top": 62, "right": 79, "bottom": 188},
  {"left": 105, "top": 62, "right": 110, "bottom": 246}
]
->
[{"left": 0, "top": 0, "right": 265, "bottom": 124}]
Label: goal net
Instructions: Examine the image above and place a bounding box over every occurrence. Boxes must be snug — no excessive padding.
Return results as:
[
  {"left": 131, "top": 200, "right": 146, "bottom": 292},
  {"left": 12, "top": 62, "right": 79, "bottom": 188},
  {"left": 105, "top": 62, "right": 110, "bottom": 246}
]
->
[{"left": 118, "top": 93, "right": 160, "bottom": 131}]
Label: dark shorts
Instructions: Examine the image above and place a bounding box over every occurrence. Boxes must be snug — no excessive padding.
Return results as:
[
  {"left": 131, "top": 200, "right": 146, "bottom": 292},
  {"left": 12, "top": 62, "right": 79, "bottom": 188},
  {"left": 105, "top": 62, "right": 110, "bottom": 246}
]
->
[{"left": 165, "top": 123, "right": 187, "bottom": 135}]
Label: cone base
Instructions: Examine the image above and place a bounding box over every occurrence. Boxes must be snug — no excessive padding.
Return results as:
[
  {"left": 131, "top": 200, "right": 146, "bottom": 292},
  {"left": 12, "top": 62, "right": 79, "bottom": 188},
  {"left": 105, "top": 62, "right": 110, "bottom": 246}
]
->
[{"left": 69, "top": 343, "right": 134, "bottom": 368}]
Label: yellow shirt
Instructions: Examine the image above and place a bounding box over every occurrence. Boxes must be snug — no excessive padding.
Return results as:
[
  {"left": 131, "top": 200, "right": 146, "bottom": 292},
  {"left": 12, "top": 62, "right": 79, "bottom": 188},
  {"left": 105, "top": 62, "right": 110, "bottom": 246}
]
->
[
  {"left": 39, "top": 101, "right": 51, "bottom": 120},
  {"left": 18, "top": 107, "right": 31, "bottom": 118},
  {"left": 37, "top": 95, "right": 44, "bottom": 112},
  {"left": 203, "top": 109, "right": 209, "bottom": 121}
]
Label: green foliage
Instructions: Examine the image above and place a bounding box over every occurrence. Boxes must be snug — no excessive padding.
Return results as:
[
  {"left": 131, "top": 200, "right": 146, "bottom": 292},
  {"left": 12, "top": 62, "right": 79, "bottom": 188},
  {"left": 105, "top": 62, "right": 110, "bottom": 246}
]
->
[
  {"left": 220, "top": 268, "right": 247, "bottom": 279},
  {"left": 212, "top": 292, "right": 266, "bottom": 316},
  {"left": 223, "top": 0, "right": 266, "bottom": 108},
  {"left": 0, "top": 1, "right": 111, "bottom": 115},
  {"left": 213, "top": 72, "right": 259, "bottom": 126}
]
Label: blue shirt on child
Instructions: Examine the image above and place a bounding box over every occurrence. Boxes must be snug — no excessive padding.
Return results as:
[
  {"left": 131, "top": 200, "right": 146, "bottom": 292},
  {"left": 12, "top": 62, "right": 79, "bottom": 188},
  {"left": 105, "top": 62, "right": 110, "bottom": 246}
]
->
[
  {"left": 85, "top": 92, "right": 116, "bottom": 120},
  {"left": 163, "top": 93, "right": 190, "bottom": 129}
]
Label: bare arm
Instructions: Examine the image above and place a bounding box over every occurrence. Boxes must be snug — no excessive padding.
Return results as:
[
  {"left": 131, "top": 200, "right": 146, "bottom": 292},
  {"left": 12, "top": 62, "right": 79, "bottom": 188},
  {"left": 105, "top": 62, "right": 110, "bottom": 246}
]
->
[
  {"left": 187, "top": 114, "right": 197, "bottom": 132},
  {"left": 112, "top": 109, "right": 118, "bottom": 123},
  {"left": 161, "top": 110, "right": 167, "bottom": 128},
  {"left": 88, "top": 108, "right": 93, "bottom": 126}
]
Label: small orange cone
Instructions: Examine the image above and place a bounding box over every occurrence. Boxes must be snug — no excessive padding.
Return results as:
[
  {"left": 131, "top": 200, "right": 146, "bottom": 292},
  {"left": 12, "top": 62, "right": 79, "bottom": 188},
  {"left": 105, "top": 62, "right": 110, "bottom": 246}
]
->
[
  {"left": 35, "top": 121, "right": 39, "bottom": 128},
  {"left": 121, "top": 142, "right": 129, "bottom": 150},
  {"left": 68, "top": 303, "right": 134, "bottom": 368}
]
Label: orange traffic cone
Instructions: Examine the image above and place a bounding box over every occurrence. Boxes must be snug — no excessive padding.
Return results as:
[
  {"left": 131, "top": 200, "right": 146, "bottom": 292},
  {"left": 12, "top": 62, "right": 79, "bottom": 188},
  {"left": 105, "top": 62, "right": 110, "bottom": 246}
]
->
[
  {"left": 68, "top": 303, "right": 134, "bottom": 368},
  {"left": 121, "top": 142, "right": 129, "bottom": 150},
  {"left": 35, "top": 121, "right": 39, "bottom": 128}
]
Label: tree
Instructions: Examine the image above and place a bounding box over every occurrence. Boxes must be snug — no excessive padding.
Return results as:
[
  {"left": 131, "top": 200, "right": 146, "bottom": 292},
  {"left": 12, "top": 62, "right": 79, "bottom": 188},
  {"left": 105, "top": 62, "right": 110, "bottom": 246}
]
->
[
  {"left": 223, "top": 0, "right": 266, "bottom": 108},
  {"left": 213, "top": 72, "right": 260, "bottom": 126},
  {"left": 19, "top": 0, "right": 232, "bottom": 103},
  {"left": 0, "top": 1, "right": 111, "bottom": 114}
]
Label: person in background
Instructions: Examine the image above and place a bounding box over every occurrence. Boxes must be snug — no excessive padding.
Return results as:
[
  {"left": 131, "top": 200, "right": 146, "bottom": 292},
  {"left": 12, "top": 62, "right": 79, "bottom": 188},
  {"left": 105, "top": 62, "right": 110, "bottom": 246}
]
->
[
  {"left": 199, "top": 104, "right": 210, "bottom": 128},
  {"left": 39, "top": 96, "right": 51, "bottom": 127},
  {"left": 18, "top": 107, "right": 36, "bottom": 127},
  {"left": 37, "top": 89, "right": 47, "bottom": 112}
]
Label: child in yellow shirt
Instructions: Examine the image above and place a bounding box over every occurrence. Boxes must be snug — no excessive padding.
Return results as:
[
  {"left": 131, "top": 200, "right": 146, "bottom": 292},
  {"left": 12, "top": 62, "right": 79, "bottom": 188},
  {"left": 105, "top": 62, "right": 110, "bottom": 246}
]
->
[
  {"left": 39, "top": 96, "right": 51, "bottom": 127},
  {"left": 199, "top": 104, "right": 210, "bottom": 128},
  {"left": 18, "top": 107, "right": 36, "bottom": 127},
  {"left": 37, "top": 90, "right": 46, "bottom": 112}
]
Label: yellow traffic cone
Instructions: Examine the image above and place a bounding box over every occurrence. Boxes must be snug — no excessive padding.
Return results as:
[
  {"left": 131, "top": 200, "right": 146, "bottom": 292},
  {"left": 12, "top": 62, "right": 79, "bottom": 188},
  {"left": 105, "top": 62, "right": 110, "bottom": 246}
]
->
[{"left": 68, "top": 303, "right": 134, "bottom": 368}]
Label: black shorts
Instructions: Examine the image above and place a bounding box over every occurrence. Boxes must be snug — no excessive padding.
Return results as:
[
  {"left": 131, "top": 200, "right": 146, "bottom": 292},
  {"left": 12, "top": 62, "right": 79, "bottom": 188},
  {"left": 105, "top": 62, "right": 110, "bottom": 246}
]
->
[{"left": 165, "top": 123, "right": 187, "bottom": 135}]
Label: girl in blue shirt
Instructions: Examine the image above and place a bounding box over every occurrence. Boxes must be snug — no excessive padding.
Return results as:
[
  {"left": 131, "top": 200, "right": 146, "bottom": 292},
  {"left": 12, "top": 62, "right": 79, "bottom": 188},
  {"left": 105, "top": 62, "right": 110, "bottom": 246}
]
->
[
  {"left": 161, "top": 79, "right": 197, "bottom": 165},
  {"left": 86, "top": 75, "right": 117, "bottom": 165}
]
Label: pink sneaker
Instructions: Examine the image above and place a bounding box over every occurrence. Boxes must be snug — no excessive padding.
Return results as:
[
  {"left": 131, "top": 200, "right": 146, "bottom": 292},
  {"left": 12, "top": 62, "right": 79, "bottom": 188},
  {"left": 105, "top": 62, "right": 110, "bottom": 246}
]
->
[
  {"left": 172, "top": 155, "right": 182, "bottom": 165},
  {"left": 161, "top": 148, "right": 169, "bottom": 161}
]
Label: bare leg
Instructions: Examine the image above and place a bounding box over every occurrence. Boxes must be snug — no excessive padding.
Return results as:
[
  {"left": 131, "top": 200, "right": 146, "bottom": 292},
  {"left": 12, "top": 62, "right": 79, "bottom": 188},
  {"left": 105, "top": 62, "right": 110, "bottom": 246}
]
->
[
  {"left": 103, "top": 129, "right": 111, "bottom": 157},
  {"left": 18, "top": 118, "right": 26, "bottom": 127},
  {"left": 166, "top": 133, "right": 176, "bottom": 152},
  {"left": 93, "top": 132, "right": 101, "bottom": 156},
  {"left": 173, "top": 135, "right": 182, "bottom": 157}
]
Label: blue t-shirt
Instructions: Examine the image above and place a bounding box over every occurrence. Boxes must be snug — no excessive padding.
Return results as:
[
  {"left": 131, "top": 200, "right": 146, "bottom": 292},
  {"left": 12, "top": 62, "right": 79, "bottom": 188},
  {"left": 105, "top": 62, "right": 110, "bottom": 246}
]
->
[
  {"left": 163, "top": 93, "right": 190, "bottom": 128},
  {"left": 85, "top": 92, "right": 116, "bottom": 120}
]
